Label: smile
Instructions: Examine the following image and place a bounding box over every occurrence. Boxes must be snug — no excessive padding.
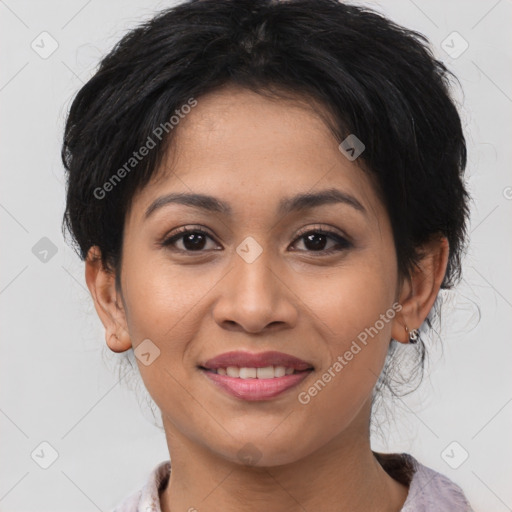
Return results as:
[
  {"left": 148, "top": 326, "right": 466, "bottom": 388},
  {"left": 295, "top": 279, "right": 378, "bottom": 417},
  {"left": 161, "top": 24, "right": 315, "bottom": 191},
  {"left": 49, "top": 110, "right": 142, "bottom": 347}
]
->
[
  {"left": 205, "top": 365, "right": 303, "bottom": 378},
  {"left": 198, "top": 350, "right": 314, "bottom": 401}
]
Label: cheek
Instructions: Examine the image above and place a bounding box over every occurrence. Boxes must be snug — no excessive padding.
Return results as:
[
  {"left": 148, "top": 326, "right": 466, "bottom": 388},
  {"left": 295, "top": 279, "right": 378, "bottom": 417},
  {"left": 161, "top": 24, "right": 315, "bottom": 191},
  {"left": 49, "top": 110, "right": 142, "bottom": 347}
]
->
[
  {"left": 118, "top": 259, "right": 197, "bottom": 399},
  {"left": 299, "top": 253, "right": 397, "bottom": 399},
  {"left": 304, "top": 253, "right": 396, "bottom": 343},
  {"left": 120, "top": 257, "right": 208, "bottom": 415},
  {"left": 122, "top": 253, "right": 212, "bottom": 340}
]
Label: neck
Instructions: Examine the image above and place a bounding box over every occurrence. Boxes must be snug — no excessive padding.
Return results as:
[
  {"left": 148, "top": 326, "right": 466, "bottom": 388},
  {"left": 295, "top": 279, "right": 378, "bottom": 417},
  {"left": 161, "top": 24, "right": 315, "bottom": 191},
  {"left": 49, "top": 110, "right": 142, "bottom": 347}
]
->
[{"left": 159, "top": 405, "right": 408, "bottom": 512}]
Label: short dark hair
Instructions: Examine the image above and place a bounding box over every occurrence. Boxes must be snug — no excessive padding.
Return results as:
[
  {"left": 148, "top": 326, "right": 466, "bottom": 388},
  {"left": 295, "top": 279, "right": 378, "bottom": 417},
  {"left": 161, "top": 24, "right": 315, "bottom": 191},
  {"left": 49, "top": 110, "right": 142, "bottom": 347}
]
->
[{"left": 61, "top": 0, "right": 471, "bottom": 429}]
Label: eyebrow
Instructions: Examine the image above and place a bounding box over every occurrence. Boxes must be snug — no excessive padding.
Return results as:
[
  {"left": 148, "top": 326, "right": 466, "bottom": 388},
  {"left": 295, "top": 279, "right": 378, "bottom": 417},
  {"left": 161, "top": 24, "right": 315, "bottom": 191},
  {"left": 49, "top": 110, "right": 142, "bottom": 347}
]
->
[{"left": 144, "top": 188, "right": 367, "bottom": 220}]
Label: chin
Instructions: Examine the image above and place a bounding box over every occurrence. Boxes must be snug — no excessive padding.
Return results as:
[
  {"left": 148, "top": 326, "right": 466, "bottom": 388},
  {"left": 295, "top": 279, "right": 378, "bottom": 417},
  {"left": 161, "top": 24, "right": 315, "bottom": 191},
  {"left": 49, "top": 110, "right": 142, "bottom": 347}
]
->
[{"left": 212, "top": 433, "right": 316, "bottom": 468}]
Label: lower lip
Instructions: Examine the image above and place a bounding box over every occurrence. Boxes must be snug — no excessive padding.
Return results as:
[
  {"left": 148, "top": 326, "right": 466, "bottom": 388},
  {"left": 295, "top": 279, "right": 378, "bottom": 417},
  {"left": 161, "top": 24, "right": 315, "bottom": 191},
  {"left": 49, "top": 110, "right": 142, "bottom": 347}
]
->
[{"left": 201, "top": 369, "right": 312, "bottom": 401}]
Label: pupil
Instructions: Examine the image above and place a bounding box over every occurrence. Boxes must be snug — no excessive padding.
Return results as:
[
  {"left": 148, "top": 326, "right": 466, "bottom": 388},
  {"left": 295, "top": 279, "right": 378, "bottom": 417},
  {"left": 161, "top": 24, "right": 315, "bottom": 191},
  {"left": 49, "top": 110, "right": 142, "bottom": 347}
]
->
[
  {"left": 306, "top": 233, "right": 326, "bottom": 251},
  {"left": 184, "top": 232, "right": 206, "bottom": 250}
]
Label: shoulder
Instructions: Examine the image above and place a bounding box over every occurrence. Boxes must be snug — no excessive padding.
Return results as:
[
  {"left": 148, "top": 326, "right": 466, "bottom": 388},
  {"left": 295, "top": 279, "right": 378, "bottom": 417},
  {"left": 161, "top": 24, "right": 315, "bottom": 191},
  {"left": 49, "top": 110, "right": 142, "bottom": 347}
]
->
[
  {"left": 397, "top": 453, "right": 475, "bottom": 512},
  {"left": 110, "top": 460, "right": 171, "bottom": 512}
]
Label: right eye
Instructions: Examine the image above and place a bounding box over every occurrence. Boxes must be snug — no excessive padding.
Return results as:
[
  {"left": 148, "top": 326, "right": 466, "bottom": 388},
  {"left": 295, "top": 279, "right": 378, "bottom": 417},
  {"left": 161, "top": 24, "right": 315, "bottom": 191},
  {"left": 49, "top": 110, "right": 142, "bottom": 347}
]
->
[{"left": 161, "top": 226, "right": 221, "bottom": 253}]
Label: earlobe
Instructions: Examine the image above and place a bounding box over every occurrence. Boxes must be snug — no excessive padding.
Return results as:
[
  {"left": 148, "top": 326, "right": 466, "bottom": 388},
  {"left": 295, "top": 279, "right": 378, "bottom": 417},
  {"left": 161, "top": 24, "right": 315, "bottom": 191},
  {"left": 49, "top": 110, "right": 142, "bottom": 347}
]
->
[
  {"left": 84, "top": 246, "right": 132, "bottom": 353},
  {"left": 107, "top": 330, "right": 132, "bottom": 353},
  {"left": 391, "top": 235, "right": 449, "bottom": 344}
]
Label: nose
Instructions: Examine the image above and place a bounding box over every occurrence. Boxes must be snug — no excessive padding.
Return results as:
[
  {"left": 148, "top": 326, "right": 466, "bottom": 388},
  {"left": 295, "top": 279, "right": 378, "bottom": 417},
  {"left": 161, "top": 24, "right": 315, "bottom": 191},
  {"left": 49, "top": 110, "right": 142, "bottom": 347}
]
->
[{"left": 212, "top": 246, "right": 298, "bottom": 334}]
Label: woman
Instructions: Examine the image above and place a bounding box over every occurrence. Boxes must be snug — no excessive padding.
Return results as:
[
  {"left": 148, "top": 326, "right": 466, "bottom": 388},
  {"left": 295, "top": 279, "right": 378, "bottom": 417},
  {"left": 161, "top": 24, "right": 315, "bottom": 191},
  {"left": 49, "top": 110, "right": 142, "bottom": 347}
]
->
[{"left": 62, "top": 0, "right": 475, "bottom": 510}]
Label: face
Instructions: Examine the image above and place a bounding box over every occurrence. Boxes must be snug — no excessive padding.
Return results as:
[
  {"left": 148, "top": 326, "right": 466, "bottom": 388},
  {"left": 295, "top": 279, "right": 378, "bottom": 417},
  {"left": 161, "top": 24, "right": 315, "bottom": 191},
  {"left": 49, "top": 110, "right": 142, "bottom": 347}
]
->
[{"left": 97, "top": 84, "right": 411, "bottom": 466}]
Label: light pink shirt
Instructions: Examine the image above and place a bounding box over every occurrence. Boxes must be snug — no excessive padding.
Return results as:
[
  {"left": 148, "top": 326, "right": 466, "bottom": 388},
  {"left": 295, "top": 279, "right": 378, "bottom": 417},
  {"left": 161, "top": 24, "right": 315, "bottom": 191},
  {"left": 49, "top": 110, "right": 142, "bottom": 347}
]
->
[{"left": 111, "top": 453, "right": 475, "bottom": 511}]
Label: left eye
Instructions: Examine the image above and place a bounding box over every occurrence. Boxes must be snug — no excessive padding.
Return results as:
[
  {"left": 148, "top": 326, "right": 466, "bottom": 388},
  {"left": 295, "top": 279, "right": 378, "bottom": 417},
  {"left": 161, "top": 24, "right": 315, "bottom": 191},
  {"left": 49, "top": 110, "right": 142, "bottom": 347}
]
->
[{"left": 290, "top": 230, "right": 351, "bottom": 254}]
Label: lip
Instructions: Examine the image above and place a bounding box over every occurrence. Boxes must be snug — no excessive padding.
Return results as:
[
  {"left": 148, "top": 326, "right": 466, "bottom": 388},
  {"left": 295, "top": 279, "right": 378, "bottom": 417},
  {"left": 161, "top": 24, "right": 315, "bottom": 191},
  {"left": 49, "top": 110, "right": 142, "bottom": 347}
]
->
[
  {"left": 201, "top": 369, "right": 312, "bottom": 401},
  {"left": 199, "top": 350, "right": 314, "bottom": 401},
  {"left": 200, "top": 350, "right": 314, "bottom": 371}
]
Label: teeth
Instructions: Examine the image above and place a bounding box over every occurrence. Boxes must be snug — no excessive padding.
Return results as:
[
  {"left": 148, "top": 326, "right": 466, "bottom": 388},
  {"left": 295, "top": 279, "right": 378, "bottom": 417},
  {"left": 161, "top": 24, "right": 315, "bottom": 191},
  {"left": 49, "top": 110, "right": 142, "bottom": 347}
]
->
[
  {"left": 257, "top": 366, "right": 274, "bottom": 379},
  {"left": 226, "top": 366, "right": 239, "bottom": 378},
  {"left": 274, "top": 366, "right": 286, "bottom": 377},
  {"left": 239, "top": 367, "right": 257, "bottom": 379},
  {"left": 213, "top": 365, "right": 302, "bottom": 379}
]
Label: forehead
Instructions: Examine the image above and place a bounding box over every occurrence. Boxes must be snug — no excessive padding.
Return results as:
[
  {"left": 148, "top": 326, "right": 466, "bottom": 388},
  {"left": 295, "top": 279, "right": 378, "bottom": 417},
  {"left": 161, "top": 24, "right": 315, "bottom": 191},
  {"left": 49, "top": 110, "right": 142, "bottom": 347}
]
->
[{"left": 129, "top": 84, "right": 382, "bottom": 224}]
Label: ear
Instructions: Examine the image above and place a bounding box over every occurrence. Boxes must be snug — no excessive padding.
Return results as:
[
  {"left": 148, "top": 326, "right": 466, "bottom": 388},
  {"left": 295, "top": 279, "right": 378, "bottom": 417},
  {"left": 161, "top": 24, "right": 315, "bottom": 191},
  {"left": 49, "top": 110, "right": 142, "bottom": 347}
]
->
[
  {"left": 391, "top": 235, "right": 449, "bottom": 344},
  {"left": 84, "top": 246, "right": 132, "bottom": 353}
]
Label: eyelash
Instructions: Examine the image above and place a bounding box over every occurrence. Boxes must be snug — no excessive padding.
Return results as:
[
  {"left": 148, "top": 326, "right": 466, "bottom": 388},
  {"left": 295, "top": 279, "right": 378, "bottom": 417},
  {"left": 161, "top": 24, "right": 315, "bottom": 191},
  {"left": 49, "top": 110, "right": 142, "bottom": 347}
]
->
[{"left": 160, "top": 225, "right": 352, "bottom": 256}]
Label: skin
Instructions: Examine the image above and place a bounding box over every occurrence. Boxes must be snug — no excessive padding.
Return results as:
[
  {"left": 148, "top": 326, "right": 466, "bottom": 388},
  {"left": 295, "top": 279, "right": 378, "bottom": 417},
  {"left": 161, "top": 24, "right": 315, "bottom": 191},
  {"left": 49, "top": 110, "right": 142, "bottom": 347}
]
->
[{"left": 85, "top": 83, "right": 449, "bottom": 512}]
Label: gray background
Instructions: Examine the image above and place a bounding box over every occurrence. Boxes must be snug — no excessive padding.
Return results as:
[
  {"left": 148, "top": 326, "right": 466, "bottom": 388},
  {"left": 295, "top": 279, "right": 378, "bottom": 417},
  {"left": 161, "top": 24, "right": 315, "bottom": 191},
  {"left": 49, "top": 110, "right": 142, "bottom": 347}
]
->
[{"left": 1, "top": 0, "right": 511, "bottom": 511}]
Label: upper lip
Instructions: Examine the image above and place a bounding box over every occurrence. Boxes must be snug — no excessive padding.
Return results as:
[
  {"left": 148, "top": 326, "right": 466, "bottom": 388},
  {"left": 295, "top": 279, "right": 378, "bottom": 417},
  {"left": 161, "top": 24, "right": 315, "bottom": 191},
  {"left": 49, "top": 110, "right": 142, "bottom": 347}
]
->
[{"left": 201, "top": 350, "right": 314, "bottom": 371}]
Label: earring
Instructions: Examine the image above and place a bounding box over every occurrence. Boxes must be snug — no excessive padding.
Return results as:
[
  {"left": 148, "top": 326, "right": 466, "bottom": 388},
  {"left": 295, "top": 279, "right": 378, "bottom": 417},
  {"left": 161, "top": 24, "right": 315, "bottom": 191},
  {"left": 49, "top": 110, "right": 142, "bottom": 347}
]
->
[{"left": 405, "top": 325, "right": 419, "bottom": 344}]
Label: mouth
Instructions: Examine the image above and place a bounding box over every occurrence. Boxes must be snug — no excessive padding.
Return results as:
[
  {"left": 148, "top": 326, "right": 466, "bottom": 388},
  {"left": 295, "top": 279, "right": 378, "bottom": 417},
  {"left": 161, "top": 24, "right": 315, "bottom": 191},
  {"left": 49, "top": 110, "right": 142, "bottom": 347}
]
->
[
  {"left": 199, "top": 350, "right": 314, "bottom": 373},
  {"left": 198, "top": 350, "right": 314, "bottom": 401},
  {"left": 199, "top": 365, "right": 312, "bottom": 378}
]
